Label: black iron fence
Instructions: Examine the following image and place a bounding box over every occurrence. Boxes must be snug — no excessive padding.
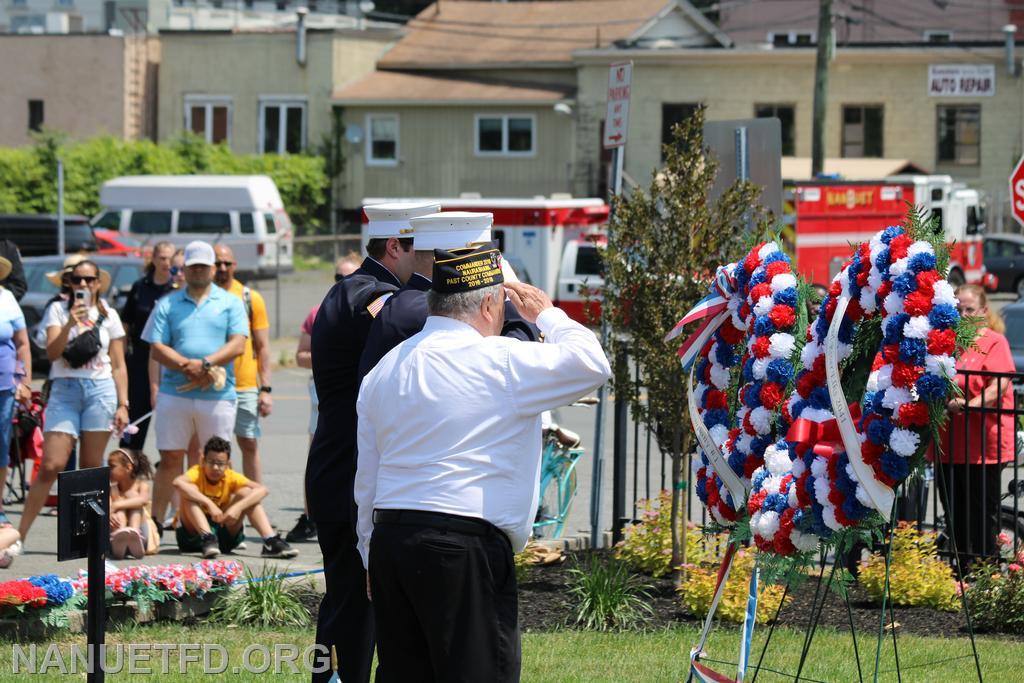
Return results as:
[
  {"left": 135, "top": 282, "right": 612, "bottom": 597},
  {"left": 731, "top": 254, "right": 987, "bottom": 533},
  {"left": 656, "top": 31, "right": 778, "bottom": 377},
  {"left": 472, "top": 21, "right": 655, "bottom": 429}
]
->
[{"left": 610, "top": 364, "right": 1024, "bottom": 571}]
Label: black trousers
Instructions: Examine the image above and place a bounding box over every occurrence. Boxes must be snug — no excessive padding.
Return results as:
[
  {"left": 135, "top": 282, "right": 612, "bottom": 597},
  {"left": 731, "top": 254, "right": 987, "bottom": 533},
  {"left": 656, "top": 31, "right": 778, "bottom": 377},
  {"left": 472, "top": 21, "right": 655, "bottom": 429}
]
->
[
  {"left": 369, "top": 510, "right": 520, "bottom": 683},
  {"left": 936, "top": 462, "right": 1004, "bottom": 572},
  {"left": 120, "top": 353, "right": 152, "bottom": 451},
  {"left": 314, "top": 520, "right": 375, "bottom": 683}
]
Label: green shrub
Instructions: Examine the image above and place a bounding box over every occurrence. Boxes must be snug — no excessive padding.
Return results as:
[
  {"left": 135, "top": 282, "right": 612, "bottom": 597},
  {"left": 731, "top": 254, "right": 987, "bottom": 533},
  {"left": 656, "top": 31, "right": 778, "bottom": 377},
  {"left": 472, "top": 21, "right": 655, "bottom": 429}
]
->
[
  {"left": 859, "top": 522, "right": 958, "bottom": 612},
  {"left": 677, "top": 548, "right": 788, "bottom": 624},
  {"left": 614, "top": 490, "right": 726, "bottom": 577},
  {"left": 209, "top": 564, "right": 314, "bottom": 628},
  {"left": 567, "top": 557, "right": 653, "bottom": 631},
  {"left": 964, "top": 562, "right": 1024, "bottom": 634},
  {"left": 0, "top": 131, "right": 328, "bottom": 232}
]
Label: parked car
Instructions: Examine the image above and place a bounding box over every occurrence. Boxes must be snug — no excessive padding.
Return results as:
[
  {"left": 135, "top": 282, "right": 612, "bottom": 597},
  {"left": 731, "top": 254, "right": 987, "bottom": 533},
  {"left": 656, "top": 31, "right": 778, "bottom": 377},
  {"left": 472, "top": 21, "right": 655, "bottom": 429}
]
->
[
  {"left": 0, "top": 214, "right": 96, "bottom": 256},
  {"left": 95, "top": 175, "right": 294, "bottom": 278},
  {"left": 1005, "top": 302, "right": 1024, "bottom": 375},
  {"left": 94, "top": 228, "right": 143, "bottom": 257},
  {"left": 984, "top": 234, "right": 1024, "bottom": 298},
  {"left": 20, "top": 255, "right": 145, "bottom": 373},
  {"left": 554, "top": 236, "right": 605, "bottom": 323}
]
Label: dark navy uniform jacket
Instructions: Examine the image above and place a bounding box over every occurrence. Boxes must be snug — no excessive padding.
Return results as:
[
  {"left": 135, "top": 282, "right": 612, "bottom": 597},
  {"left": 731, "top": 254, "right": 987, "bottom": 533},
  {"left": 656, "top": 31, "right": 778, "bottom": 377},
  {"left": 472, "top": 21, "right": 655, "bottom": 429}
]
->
[
  {"left": 357, "top": 273, "right": 541, "bottom": 382},
  {"left": 306, "top": 256, "right": 401, "bottom": 524}
]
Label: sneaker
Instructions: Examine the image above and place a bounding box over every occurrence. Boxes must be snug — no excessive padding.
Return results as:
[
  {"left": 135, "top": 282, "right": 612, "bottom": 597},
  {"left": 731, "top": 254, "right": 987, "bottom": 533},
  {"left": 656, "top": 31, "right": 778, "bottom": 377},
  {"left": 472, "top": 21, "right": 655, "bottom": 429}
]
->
[
  {"left": 7, "top": 540, "right": 22, "bottom": 557},
  {"left": 261, "top": 535, "right": 298, "bottom": 559},
  {"left": 200, "top": 533, "right": 220, "bottom": 559},
  {"left": 0, "top": 550, "right": 12, "bottom": 569},
  {"left": 236, "top": 541, "right": 248, "bottom": 551},
  {"left": 286, "top": 514, "right": 318, "bottom": 542}
]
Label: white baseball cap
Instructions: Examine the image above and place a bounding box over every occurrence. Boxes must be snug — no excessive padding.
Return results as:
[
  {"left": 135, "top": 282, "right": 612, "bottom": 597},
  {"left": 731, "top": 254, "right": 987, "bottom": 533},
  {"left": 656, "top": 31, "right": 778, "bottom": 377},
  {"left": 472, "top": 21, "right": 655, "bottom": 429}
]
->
[
  {"left": 364, "top": 201, "right": 441, "bottom": 239},
  {"left": 410, "top": 212, "right": 493, "bottom": 251},
  {"left": 183, "top": 240, "right": 216, "bottom": 266}
]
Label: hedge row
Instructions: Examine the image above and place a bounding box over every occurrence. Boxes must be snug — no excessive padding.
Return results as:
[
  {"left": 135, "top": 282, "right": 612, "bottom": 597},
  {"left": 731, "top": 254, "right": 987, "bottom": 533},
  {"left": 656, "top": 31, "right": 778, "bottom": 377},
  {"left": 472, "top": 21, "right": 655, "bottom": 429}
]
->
[{"left": 0, "top": 132, "right": 329, "bottom": 233}]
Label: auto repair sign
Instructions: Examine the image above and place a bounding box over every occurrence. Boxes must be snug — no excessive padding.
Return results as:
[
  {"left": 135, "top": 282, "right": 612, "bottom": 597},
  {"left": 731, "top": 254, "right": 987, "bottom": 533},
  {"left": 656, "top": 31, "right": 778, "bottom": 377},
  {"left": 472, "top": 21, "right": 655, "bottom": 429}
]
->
[{"left": 928, "top": 64, "right": 995, "bottom": 96}]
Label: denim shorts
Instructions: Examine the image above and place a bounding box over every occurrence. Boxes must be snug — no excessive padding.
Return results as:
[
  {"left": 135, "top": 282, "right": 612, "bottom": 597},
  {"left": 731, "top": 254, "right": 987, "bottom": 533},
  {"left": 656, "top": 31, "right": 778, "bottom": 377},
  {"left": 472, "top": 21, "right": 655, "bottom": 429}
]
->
[
  {"left": 44, "top": 377, "right": 117, "bottom": 437},
  {"left": 234, "top": 389, "right": 261, "bottom": 439}
]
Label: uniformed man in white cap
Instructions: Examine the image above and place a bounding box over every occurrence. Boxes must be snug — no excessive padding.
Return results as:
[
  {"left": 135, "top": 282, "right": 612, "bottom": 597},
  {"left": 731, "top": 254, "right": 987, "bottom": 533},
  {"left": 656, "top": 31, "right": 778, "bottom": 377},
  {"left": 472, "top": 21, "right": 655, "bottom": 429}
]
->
[
  {"left": 306, "top": 201, "right": 438, "bottom": 683},
  {"left": 357, "top": 212, "right": 538, "bottom": 379},
  {"left": 355, "top": 242, "right": 611, "bottom": 681}
]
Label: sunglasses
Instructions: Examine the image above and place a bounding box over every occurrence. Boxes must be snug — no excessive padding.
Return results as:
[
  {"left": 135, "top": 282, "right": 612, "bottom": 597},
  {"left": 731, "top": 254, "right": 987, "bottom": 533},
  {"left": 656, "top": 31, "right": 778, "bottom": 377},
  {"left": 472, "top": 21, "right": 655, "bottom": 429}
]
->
[
  {"left": 215, "top": 261, "right": 235, "bottom": 268},
  {"left": 70, "top": 275, "right": 98, "bottom": 285}
]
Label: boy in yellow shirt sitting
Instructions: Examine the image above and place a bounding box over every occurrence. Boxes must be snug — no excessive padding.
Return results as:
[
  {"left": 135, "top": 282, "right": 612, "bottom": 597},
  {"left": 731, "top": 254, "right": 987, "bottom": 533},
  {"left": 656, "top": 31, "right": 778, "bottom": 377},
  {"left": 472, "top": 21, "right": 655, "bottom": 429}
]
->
[{"left": 173, "top": 436, "right": 297, "bottom": 559}]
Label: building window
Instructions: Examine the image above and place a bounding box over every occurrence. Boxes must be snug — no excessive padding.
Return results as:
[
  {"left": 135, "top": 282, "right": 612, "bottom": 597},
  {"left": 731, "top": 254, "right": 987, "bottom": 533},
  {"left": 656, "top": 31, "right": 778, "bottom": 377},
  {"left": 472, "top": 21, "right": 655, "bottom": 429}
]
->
[
  {"left": 924, "top": 31, "right": 952, "bottom": 43},
  {"left": 661, "top": 103, "right": 698, "bottom": 160},
  {"left": 366, "top": 114, "right": 399, "bottom": 166},
  {"left": 260, "top": 99, "right": 306, "bottom": 154},
  {"left": 841, "top": 105, "right": 883, "bottom": 157},
  {"left": 769, "top": 31, "right": 814, "bottom": 47},
  {"left": 28, "top": 100, "right": 44, "bottom": 133},
  {"left": 937, "top": 105, "right": 980, "bottom": 166},
  {"left": 474, "top": 115, "right": 535, "bottom": 156},
  {"left": 184, "top": 97, "right": 231, "bottom": 145},
  {"left": 754, "top": 104, "right": 795, "bottom": 155}
]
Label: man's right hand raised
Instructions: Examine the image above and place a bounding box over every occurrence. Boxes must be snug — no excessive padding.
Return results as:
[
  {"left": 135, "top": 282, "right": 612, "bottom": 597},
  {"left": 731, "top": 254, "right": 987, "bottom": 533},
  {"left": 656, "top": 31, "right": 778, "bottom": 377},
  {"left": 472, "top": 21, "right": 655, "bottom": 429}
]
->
[{"left": 505, "top": 282, "right": 553, "bottom": 324}]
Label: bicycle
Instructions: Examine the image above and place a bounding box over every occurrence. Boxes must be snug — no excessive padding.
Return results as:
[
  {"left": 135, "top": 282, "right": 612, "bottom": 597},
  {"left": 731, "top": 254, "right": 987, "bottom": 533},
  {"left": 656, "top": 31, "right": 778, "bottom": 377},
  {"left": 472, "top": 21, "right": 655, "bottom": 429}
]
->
[{"left": 532, "top": 397, "right": 596, "bottom": 539}]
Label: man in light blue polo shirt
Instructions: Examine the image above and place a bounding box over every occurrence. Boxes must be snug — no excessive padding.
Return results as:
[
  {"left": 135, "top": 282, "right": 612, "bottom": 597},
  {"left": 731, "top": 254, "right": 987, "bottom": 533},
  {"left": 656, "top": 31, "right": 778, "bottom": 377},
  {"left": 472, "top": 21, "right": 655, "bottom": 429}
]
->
[{"left": 144, "top": 240, "right": 248, "bottom": 525}]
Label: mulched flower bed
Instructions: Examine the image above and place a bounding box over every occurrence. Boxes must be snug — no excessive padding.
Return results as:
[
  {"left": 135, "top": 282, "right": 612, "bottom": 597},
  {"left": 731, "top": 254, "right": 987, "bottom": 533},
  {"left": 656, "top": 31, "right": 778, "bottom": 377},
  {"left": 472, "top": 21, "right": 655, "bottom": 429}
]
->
[{"left": 517, "top": 549, "right": 1020, "bottom": 641}]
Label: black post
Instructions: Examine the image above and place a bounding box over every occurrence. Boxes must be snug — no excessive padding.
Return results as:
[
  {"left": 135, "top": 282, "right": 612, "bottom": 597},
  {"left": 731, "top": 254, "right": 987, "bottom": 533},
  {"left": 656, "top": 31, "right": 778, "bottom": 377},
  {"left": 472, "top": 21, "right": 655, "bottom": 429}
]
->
[
  {"left": 87, "top": 507, "right": 106, "bottom": 683},
  {"left": 57, "top": 467, "right": 109, "bottom": 683},
  {"left": 611, "top": 352, "right": 629, "bottom": 544}
]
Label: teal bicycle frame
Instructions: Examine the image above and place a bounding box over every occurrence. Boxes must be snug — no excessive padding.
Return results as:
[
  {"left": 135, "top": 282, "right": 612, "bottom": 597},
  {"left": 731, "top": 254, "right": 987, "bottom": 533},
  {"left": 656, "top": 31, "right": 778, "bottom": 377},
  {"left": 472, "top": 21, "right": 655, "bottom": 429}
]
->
[{"left": 532, "top": 433, "right": 585, "bottom": 539}]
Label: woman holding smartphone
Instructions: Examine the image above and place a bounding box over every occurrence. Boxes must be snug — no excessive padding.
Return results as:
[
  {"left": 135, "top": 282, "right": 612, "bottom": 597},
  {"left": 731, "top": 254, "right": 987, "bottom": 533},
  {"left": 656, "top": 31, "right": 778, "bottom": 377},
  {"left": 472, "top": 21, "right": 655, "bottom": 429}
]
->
[{"left": 15, "top": 259, "right": 129, "bottom": 548}]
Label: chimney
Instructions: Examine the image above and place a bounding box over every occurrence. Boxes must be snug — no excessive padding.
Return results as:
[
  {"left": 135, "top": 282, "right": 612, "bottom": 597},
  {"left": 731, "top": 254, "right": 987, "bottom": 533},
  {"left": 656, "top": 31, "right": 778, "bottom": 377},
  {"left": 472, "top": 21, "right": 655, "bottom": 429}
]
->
[{"left": 296, "top": 7, "right": 308, "bottom": 67}]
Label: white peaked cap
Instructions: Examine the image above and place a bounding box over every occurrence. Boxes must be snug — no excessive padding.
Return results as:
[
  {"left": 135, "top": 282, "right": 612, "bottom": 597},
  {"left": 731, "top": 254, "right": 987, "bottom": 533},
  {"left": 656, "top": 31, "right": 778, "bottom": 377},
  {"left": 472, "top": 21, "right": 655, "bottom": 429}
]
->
[
  {"left": 364, "top": 201, "right": 442, "bottom": 239},
  {"left": 410, "top": 212, "right": 494, "bottom": 251}
]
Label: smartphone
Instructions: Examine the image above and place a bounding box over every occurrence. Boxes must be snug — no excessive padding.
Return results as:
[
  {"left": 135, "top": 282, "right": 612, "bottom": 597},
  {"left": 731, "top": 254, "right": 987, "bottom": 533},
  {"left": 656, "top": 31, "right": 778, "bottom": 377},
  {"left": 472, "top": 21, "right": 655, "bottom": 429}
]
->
[{"left": 75, "top": 290, "right": 91, "bottom": 307}]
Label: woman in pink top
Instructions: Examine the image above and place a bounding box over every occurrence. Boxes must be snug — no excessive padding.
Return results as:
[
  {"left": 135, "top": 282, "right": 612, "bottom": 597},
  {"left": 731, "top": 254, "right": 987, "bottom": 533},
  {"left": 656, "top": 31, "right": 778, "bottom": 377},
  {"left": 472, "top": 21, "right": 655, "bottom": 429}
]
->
[{"left": 936, "top": 284, "right": 1015, "bottom": 569}]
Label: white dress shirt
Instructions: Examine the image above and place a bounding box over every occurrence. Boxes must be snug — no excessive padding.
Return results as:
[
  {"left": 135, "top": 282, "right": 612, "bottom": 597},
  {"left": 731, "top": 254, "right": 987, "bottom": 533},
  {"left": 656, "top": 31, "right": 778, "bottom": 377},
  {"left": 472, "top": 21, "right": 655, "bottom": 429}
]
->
[{"left": 355, "top": 307, "right": 611, "bottom": 567}]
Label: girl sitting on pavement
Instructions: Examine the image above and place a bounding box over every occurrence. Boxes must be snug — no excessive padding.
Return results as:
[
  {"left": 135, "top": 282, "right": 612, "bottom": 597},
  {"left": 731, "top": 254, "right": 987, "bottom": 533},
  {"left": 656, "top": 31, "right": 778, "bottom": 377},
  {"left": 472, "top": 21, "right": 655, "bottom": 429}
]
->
[{"left": 108, "top": 447, "right": 154, "bottom": 559}]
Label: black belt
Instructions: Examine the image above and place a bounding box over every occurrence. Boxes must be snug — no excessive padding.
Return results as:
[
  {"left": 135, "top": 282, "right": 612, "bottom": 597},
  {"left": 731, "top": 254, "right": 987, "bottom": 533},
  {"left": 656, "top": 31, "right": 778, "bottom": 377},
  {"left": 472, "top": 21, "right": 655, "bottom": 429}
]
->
[{"left": 373, "top": 508, "right": 503, "bottom": 540}]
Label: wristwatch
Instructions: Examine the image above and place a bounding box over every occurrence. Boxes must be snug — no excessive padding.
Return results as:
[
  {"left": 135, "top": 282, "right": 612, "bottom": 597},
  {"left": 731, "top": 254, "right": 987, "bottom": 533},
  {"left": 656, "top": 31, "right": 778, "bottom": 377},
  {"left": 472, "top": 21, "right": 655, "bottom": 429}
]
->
[
  {"left": 201, "top": 358, "right": 213, "bottom": 372},
  {"left": 259, "top": 386, "right": 272, "bottom": 394}
]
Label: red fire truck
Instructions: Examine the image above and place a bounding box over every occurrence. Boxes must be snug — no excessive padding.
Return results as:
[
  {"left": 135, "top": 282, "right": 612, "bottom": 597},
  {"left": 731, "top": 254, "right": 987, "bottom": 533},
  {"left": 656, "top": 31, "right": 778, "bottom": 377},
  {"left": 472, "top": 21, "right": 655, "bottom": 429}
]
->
[
  {"left": 785, "top": 175, "right": 988, "bottom": 287},
  {"left": 361, "top": 196, "right": 609, "bottom": 321}
]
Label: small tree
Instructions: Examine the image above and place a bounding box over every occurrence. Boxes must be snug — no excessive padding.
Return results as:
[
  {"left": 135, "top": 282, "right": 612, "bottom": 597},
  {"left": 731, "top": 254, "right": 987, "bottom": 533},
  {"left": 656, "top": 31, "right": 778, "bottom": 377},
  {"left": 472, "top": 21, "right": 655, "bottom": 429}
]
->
[{"left": 600, "top": 107, "right": 768, "bottom": 582}]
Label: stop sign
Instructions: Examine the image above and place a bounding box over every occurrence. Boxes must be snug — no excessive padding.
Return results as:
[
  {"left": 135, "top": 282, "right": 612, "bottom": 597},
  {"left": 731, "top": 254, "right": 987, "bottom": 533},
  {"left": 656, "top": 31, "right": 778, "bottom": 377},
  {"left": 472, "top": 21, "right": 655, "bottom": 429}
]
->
[{"left": 1012, "top": 154, "right": 1024, "bottom": 229}]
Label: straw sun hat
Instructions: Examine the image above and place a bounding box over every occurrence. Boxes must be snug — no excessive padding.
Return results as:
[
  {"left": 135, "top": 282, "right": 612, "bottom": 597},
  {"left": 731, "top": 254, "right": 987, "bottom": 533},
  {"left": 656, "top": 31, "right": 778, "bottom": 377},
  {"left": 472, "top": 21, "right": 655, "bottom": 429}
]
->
[{"left": 45, "top": 254, "right": 111, "bottom": 292}]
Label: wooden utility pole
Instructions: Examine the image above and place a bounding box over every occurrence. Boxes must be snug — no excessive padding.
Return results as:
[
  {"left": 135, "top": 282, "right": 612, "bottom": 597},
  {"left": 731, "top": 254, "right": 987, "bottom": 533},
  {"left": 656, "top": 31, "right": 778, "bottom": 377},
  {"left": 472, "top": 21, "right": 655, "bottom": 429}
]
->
[{"left": 811, "top": 0, "right": 832, "bottom": 177}]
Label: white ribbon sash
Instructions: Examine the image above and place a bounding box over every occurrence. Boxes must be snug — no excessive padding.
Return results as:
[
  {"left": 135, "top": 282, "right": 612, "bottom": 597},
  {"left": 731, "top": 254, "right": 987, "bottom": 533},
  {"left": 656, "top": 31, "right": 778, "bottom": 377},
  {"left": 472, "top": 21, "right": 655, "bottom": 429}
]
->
[
  {"left": 686, "top": 310, "right": 747, "bottom": 508},
  {"left": 824, "top": 295, "right": 894, "bottom": 515}
]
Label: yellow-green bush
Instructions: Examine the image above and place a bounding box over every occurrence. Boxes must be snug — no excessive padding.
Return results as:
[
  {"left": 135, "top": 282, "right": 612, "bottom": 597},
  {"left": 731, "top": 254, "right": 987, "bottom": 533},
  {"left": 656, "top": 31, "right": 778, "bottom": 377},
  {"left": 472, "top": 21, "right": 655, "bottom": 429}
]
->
[
  {"left": 859, "top": 522, "right": 958, "bottom": 612},
  {"left": 614, "top": 490, "right": 726, "bottom": 578},
  {"left": 678, "top": 549, "right": 788, "bottom": 624}
]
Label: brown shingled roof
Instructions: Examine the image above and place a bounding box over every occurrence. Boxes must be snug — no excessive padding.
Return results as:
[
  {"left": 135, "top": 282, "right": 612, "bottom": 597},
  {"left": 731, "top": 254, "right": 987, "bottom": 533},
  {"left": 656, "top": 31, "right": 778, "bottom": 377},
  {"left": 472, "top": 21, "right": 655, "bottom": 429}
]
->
[
  {"left": 378, "top": 0, "right": 671, "bottom": 68},
  {"left": 333, "top": 70, "right": 573, "bottom": 104}
]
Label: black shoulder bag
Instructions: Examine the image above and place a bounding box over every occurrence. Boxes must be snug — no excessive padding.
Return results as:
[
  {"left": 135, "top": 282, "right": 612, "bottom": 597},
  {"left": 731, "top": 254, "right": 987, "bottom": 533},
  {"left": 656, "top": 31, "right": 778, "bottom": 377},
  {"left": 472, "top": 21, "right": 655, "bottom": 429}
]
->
[{"left": 62, "top": 313, "right": 107, "bottom": 369}]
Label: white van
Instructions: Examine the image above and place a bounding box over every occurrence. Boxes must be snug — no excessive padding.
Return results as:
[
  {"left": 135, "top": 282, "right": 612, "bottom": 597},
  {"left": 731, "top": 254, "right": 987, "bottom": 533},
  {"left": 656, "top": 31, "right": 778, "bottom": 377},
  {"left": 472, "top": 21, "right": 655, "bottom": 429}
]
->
[
  {"left": 93, "top": 175, "right": 294, "bottom": 278},
  {"left": 555, "top": 236, "right": 605, "bottom": 323}
]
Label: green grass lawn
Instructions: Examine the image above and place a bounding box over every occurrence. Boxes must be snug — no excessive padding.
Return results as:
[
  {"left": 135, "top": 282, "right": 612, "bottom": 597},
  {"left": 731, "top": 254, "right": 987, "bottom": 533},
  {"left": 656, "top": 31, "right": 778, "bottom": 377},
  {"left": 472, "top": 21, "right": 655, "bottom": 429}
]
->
[{"left": 0, "top": 621, "right": 1016, "bottom": 681}]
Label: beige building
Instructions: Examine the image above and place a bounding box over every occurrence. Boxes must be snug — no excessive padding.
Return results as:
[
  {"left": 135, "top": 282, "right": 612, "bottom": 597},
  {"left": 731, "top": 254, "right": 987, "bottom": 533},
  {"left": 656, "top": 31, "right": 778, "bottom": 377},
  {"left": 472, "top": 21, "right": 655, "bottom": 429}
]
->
[
  {"left": 332, "top": 0, "right": 684, "bottom": 209},
  {"left": 573, "top": 45, "right": 1024, "bottom": 220},
  {"left": 158, "top": 27, "right": 397, "bottom": 155},
  {"left": 0, "top": 33, "right": 158, "bottom": 146}
]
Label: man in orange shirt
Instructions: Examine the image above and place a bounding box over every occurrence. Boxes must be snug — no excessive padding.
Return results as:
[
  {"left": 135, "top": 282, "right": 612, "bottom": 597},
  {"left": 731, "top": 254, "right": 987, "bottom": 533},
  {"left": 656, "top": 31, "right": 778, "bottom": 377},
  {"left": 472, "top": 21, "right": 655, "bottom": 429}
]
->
[{"left": 213, "top": 245, "right": 272, "bottom": 484}]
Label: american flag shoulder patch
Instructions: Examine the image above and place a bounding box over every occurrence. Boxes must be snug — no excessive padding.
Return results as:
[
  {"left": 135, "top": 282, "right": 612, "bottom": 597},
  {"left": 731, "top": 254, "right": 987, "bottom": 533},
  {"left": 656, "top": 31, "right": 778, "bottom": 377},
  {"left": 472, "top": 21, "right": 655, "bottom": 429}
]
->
[{"left": 366, "top": 292, "right": 393, "bottom": 318}]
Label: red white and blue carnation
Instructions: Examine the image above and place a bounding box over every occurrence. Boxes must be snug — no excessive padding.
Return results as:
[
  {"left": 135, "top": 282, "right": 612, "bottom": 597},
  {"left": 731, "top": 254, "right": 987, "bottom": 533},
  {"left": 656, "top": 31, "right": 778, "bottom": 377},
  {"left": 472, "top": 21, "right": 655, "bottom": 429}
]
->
[{"left": 749, "top": 225, "right": 959, "bottom": 555}]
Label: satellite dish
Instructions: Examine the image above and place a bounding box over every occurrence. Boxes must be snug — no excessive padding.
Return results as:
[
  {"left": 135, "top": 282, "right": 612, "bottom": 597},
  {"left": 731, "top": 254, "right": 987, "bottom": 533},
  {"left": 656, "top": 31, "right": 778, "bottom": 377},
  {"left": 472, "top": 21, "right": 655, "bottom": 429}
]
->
[{"left": 345, "top": 124, "right": 364, "bottom": 145}]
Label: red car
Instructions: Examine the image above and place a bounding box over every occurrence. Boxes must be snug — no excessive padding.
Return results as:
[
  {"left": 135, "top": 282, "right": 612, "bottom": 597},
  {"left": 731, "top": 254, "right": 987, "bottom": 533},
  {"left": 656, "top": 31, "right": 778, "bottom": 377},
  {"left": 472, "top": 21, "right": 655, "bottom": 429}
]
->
[{"left": 93, "top": 228, "right": 143, "bottom": 257}]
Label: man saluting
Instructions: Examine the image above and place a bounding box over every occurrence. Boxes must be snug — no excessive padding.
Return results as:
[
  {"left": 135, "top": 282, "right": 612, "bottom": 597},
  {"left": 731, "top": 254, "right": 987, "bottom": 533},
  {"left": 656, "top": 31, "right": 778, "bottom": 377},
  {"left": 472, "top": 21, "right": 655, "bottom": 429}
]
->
[{"left": 355, "top": 242, "right": 611, "bottom": 682}]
